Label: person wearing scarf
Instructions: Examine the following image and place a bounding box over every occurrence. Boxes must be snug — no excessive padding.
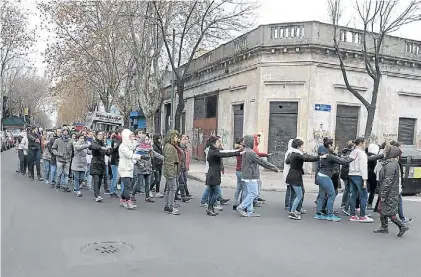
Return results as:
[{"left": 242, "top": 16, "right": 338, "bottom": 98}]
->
[
  {"left": 374, "top": 144, "right": 409, "bottom": 237},
  {"left": 51, "top": 127, "right": 73, "bottom": 192},
  {"left": 175, "top": 134, "right": 193, "bottom": 203},
  {"left": 134, "top": 134, "right": 162, "bottom": 204}
]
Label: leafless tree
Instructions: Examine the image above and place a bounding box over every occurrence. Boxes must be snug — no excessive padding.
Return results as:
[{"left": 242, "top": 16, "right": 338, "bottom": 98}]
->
[
  {"left": 153, "top": 0, "right": 257, "bottom": 131},
  {"left": 328, "top": 0, "right": 421, "bottom": 140},
  {"left": 39, "top": 0, "right": 130, "bottom": 112}
]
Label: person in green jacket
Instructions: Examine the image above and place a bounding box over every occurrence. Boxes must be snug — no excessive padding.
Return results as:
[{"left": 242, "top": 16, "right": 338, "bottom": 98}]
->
[{"left": 163, "top": 130, "right": 181, "bottom": 215}]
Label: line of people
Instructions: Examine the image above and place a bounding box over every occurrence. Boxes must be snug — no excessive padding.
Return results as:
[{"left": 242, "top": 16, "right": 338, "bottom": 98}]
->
[{"left": 282, "top": 136, "right": 411, "bottom": 237}]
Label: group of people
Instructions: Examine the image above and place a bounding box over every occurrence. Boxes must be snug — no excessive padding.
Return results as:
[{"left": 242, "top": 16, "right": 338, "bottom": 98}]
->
[
  {"left": 281, "top": 136, "right": 411, "bottom": 237},
  {"left": 13, "top": 124, "right": 412, "bottom": 235}
]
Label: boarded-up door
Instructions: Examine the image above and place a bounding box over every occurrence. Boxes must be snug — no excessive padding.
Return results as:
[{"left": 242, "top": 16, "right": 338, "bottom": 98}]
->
[
  {"left": 268, "top": 102, "right": 298, "bottom": 169},
  {"left": 233, "top": 104, "right": 244, "bottom": 143},
  {"left": 398, "top": 118, "right": 416, "bottom": 145},
  {"left": 335, "top": 105, "right": 359, "bottom": 151}
]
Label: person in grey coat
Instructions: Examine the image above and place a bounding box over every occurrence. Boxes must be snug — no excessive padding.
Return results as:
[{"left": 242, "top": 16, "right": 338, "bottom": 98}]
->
[
  {"left": 374, "top": 145, "right": 409, "bottom": 237},
  {"left": 71, "top": 134, "right": 90, "bottom": 197},
  {"left": 51, "top": 127, "right": 73, "bottom": 192},
  {"left": 236, "top": 135, "right": 280, "bottom": 217}
]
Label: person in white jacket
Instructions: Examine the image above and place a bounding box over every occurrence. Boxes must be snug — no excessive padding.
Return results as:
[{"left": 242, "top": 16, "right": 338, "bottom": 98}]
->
[
  {"left": 17, "top": 130, "right": 29, "bottom": 175},
  {"left": 348, "top": 137, "right": 372, "bottom": 223},
  {"left": 118, "top": 129, "right": 144, "bottom": 209}
]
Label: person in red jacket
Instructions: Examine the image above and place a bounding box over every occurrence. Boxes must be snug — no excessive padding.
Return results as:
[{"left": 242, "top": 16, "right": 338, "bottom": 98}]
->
[{"left": 253, "top": 134, "right": 270, "bottom": 203}]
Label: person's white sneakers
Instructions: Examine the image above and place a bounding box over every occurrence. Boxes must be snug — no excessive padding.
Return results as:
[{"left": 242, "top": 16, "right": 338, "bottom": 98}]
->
[{"left": 359, "top": 216, "right": 374, "bottom": 223}]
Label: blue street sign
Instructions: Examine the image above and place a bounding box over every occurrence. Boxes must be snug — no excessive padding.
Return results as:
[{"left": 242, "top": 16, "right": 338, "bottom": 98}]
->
[{"left": 315, "top": 104, "right": 331, "bottom": 112}]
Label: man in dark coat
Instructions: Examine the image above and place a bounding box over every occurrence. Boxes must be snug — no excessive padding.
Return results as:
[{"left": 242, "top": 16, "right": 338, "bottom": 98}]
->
[{"left": 374, "top": 145, "right": 409, "bottom": 237}]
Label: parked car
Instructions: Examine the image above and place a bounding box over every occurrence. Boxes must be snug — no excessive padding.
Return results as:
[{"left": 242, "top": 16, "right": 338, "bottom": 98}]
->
[
  {"left": 401, "top": 146, "right": 421, "bottom": 195},
  {"left": 0, "top": 131, "right": 8, "bottom": 151}
]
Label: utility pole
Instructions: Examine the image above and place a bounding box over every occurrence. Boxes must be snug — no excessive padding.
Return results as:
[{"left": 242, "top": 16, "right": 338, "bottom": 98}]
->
[{"left": 170, "top": 28, "right": 175, "bottom": 130}]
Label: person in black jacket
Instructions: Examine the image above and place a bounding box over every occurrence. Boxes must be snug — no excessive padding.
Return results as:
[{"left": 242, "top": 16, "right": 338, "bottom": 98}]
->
[
  {"left": 48, "top": 128, "right": 61, "bottom": 187},
  {"left": 90, "top": 131, "right": 111, "bottom": 202},
  {"left": 205, "top": 136, "right": 241, "bottom": 216},
  {"left": 109, "top": 129, "right": 122, "bottom": 198},
  {"left": 286, "top": 138, "right": 322, "bottom": 220},
  {"left": 27, "top": 126, "right": 43, "bottom": 181},
  {"left": 340, "top": 141, "right": 355, "bottom": 214},
  {"left": 315, "top": 138, "right": 353, "bottom": 222},
  {"left": 150, "top": 134, "right": 164, "bottom": 197}
]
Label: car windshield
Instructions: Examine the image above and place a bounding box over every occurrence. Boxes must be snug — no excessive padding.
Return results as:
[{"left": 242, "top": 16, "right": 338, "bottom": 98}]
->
[{"left": 9, "top": 129, "right": 21, "bottom": 136}]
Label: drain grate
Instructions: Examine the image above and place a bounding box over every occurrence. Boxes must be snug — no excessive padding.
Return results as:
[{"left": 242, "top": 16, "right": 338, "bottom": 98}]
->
[{"left": 80, "top": 241, "right": 134, "bottom": 257}]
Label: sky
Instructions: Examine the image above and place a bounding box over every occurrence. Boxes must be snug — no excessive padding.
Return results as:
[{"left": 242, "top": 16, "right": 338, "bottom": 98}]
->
[{"left": 23, "top": 0, "right": 421, "bottom": 123}]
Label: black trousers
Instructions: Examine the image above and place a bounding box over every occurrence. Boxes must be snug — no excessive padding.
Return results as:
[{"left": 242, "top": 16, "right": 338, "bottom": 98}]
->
[
  {"left": 121, "top": 177, "right": 133, "bottom": 200},
  {"left": 368, "top": 179, "right": 378, "bottom": 205},
  {"left": 92, "top": 175, "right": 103, "bottom": 198},
  {"left": 27, "top": 149, "right": 41, "bottom": 177},
  {"left": 18, "top": 150, "right": 28, "bottom": 174},
  {"left": 150, "top": 168, "right": 162, "bottom": 193}
]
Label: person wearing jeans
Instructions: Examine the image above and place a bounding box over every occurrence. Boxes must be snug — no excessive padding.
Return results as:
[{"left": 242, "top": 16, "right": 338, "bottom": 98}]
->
[
  {"left": 237, "top": 135, "right": 279, "bottom": 217},
  {"left": 51, "top": 127, "right": 73, "bottom": 191},
  {"left": 348, "top": 137, "right": 373, "bottom": 223},
  {"left": 285, "top": 138, "right": 321, "bottom": 220},
  {"left": 72, "top": 134, "right": 90, "bottom": 197},
  {"left": 163, "top": 130, "right": 182, "bottom": 215},
  {"left": 17, "top": 130, "right": 29, "bottom": 175}
]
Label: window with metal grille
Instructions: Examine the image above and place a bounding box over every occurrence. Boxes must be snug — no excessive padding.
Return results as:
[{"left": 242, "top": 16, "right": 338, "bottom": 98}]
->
[
  {"left": 193, "top": 95, "right": 218, "bottom": 120},
  {"left": 398, "top": 117, "right": 416, "bottom": 145}
]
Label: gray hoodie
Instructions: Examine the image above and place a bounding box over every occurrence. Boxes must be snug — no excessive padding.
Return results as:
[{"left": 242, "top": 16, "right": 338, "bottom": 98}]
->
[
  {"left": 51, "top": 135, "right": 73, "bottom": 163},
  {"left": 241, "top": 135, "right": 279, "bottom": 180}
]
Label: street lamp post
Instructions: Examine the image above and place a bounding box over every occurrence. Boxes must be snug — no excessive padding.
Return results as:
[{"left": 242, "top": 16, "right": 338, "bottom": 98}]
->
[{"left": 170, "top": 28, "right": 175, "bottom": 130}]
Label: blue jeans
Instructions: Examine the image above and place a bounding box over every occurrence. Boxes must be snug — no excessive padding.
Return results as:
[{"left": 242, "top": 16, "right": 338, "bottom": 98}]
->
[
  {"left": 289, "top": 185, "right": 305, "bottom": 212},
  {"left": 341, "top": 178, "right": 351, "bottom": 209},
  {"left": 350, "top": 175, "right": 368, "bottom": 217},
  {"left": 239, "top": 180, "right": 258, "bottom": 215},
  {"left": 290, "top": 185, "right": 303, "bottom": 213},
  {"left": 316, "top": 174, "right": 336, "bottom": 215},
  {"left": 43, "top": 159, "right": 50, "bottom": 184},
  {"left": 110, "top": 165, "right": 118, "bottom": 193},
  {"left": 49, "top": 164, "right": 57, "bottom": 185},
  {"left": 201, "top": 185, "right": 222, "bottom": 204},
  {"left": 234, "top": 171, "right": 247, "bottom": 205},
  {"left": 73, "top": 171, "right": 85, "bottom": 191}
]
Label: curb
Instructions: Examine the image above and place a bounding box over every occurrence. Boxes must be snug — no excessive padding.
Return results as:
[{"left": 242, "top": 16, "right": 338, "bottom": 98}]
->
[{"left": 187, "top": 173, "right": 319, "bottom": 193}]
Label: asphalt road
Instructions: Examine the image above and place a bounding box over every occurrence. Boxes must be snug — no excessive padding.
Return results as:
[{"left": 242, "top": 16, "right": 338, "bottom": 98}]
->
[{"left": 2, "top": 150, "right": 421, "bottom": 277}]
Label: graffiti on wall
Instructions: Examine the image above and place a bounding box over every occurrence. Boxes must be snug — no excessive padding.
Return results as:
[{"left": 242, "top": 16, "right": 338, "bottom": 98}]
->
[{"left": 308, "top": 124, "right": 333, "bottom": 154}]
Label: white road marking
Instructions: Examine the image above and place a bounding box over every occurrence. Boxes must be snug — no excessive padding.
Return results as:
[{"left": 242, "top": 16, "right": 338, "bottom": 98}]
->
[{"left": 403, "top": 196, "right": 421, "bottom": 203}]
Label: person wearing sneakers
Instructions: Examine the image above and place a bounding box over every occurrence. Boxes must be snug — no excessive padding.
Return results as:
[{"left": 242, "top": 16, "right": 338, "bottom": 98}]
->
[
  {"left": 237, "top": 135, "right": 279, "bottom": 218},
  {"left": 118, "top": 129, "right": 144, "bottom": 209},
  {"left": 51, "top": 127, "right": 73, "bottom": 192},
  {"left": 175, "top": 135, "right": 192, "bottom": 203},
  {"left": 150, "top": 134, "right": 164, "bottom": 198},
  {"left": 285, "top": 138, "right": 323, "bottom": 220},
  {"left": 348, "top": 137, "right": 373, "bottom": 223},
  {"left": 283, "top": 139, "right": 294, "bottom": 211},
  {"left": 206, "top": 136, "right": 242, "bottom": 216},
  {"left": 374, "top": 144, "right": 409, "bottom": 237},
  {"left": 163, "top": 130, "right": 182, "bottom": 215},
  {"left": 233, "top": 137, "right": 246, "bottom": 210},
  {"left": 71, "top": 134, "right": 90, "bottom": 197},
  {"left": 314, "top": 138, "right": 353, "bottom": 222}
]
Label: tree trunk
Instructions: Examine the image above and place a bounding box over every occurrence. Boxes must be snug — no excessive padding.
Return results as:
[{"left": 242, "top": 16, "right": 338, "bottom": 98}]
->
[
  {"left": 364, "top": 105, "right": 376, "bottom": 141},
  {"left": 174, "top": 80, "right": 185, "bottom": 132},
  {"left": 145, "top": 113, "right": 155, "bottom": 134}
]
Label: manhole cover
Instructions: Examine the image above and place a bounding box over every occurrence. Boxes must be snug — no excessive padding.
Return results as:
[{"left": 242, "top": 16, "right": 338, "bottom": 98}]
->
[{"left": 80, "top": 241, "right": 134, "bottom": 257}]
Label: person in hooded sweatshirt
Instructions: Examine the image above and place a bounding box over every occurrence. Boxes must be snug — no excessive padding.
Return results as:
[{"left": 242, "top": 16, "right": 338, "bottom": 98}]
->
[
  {"left": 374, "top": 144, "right": 409, "bottom": 237},
  {"left": 118, "top": 129, "right": 144, "bottom": 209},
  {"left": 163, "top": 130, "right": 182, "bottom": 215},
  {"left": 150, "top": 134, "right": 164, "bottom": 198},
  {"left": 237, "top": 135, "right": 279, "bottom": 217},
  {"left": 283, "top": 139, "right": 294, "bottom": 211},
  {"left": 51, "top": 127, "right": 73, "bottom": 192},
  {"left": 206, "top": 136, "right": 242, "bottom": 216}
]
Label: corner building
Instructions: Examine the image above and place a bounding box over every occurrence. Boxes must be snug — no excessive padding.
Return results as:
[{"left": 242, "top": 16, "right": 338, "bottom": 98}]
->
[{"left": 159, "top": 21, "right": 421, "bottom": 170}]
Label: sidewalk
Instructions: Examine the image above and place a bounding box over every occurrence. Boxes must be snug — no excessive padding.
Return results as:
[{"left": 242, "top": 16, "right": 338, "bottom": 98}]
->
[{"left": 187, "top": 160, "right": 320, "bottom": 193}]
